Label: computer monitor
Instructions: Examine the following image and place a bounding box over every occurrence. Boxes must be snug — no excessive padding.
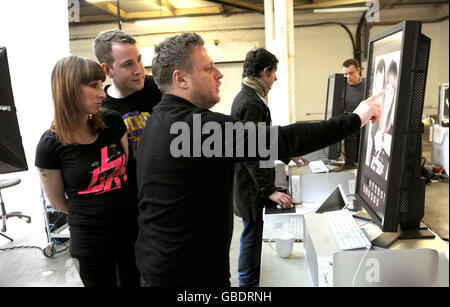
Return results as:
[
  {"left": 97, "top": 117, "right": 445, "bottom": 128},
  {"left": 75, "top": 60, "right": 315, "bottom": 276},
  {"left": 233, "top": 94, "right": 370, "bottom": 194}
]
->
[
  {"left": 438, "top": 82, "right": 449, "bottom": 127},
  {"left": 0, "top": 47, "right": 28, "bottom": 174},
  {"left": 325, "top": 73, "right": 347, "bottom": 161},
  {"left": 304, "top": 74, "right": 347, "bottom": 163},
  {"left": 355, "top": 21, "right": 434, "bottom": 248}
]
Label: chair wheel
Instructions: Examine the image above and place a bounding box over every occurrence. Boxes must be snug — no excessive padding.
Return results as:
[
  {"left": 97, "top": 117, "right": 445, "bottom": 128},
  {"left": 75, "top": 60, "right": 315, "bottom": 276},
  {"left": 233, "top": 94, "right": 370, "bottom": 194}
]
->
[{"left": 43, "top": 244, "right": 56, "bottom": 257}]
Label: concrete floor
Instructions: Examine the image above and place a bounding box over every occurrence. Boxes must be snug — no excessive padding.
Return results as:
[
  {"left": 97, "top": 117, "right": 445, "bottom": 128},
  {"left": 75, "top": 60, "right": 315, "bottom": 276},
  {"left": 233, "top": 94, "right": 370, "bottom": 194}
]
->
[
  {"left": 0, "top": 178, "right": 447, "bottom": 287},
  {"left": 0, "top": 196, "right": 244, "bottom": 287}
]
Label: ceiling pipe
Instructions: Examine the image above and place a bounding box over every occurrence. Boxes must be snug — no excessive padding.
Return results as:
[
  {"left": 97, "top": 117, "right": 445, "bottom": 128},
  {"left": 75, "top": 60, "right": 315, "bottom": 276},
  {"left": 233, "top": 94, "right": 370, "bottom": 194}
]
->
[
  {"left": 116, "top": 0, "right": 122, "bottom": 29},
  {"left": 206, "top": 0, "right": 264, "bottom": 14}
]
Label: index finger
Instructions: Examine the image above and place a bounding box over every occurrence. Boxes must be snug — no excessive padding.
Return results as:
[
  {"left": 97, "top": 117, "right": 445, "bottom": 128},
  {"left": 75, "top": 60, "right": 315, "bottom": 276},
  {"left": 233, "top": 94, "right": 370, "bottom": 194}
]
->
[{"left": 366, "top": 90, "right": 386, "bottom": 103}]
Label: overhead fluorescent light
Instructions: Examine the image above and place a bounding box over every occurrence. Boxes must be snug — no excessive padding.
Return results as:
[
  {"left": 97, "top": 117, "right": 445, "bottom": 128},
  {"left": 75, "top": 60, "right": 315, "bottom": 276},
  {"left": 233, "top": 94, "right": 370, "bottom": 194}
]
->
[
  {"left": 135, "top": 17, "right": 189, "bottom": 26},
  {"left": 313, "top": 7, "right": 369, "bottom": 13},
  {"left": 86, "top": 0, "right": 110, "bottom": 2}
]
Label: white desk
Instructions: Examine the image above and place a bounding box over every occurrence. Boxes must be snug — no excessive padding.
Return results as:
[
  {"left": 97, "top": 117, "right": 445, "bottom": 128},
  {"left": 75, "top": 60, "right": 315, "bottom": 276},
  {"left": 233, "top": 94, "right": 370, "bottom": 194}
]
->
[{"left": 260, "top": 242, "right": 312, "bottom": 287}]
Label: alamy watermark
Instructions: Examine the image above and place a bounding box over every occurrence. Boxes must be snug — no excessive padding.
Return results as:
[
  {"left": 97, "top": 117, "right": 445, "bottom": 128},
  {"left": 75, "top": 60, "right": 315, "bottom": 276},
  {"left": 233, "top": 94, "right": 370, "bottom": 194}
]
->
[
  {"left": 366, "top": 0, "right": 380, "bottom": 23},
  {"left": 169, "top": 114, "right": 278, "bottom": 168},
  {"left": 68, "top": 0, "right": 80, "bottom": 23},
  {"left": 365, "top": 257, "right": 380, "bottom": 283}
]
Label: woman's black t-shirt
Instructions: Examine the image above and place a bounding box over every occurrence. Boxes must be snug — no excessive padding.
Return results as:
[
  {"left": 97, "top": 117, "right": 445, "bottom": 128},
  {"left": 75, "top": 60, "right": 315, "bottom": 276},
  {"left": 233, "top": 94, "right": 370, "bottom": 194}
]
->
[{"left": 35, "top": 110, "right": 138, "bottom": 257}]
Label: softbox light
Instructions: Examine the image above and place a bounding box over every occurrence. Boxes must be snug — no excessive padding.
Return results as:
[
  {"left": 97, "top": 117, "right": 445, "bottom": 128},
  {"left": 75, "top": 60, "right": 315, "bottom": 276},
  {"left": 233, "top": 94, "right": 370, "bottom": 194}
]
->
[{"left": 0, "top": 47, "right": 28, "bottom": 174}]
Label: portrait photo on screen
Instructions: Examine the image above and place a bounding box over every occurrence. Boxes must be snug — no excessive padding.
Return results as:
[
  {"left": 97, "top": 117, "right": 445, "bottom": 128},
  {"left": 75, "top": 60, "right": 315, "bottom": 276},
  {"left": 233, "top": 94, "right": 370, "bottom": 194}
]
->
[
  {"left": 359, "top": 30, "right": 402, "bottom": 215},
  {"left": 365, "top": 51, "right": 400, "bottom": 181}
]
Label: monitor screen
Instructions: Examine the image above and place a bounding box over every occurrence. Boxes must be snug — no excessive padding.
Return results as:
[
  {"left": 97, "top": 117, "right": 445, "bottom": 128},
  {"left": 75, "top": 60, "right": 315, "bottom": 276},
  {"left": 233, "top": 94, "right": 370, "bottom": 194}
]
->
[
  {"left": 325, "top": 74, "right": 346, "bottom": 161},
  {"left": 304, "top": 74, "right": 346, "bottom": 163},
  {"left": 360, "top": 31, "right": 402, "bottom": 220},
  {"left": 325, "top": 76, "right": 336, "bottom": 120},
  {"left": 356, "top": 21, "right": 431, "bottom": 238}
]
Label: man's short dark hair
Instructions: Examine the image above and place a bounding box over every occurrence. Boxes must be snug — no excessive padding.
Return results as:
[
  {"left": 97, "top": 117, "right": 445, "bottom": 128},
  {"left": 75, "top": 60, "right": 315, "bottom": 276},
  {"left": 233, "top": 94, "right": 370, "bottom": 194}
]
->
[
  {"left": 342, "top": 58, "right": 361, "bottom": 69},
  {"left": 152, "top": 32, "right": 204, "bottom": 93},
  {"left": 94, "top": 29, "right": 136, "bottom": 67},
  {"left": 242, "top": 48, "right": 278, "bottom": 78}
]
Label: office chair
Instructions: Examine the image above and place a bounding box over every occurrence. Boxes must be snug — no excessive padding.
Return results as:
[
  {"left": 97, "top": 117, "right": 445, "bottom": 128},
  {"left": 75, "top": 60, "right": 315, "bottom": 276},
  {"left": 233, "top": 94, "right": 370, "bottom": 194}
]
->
[{"left": 0, "top": 178, "right": 31, "bottom": 241}]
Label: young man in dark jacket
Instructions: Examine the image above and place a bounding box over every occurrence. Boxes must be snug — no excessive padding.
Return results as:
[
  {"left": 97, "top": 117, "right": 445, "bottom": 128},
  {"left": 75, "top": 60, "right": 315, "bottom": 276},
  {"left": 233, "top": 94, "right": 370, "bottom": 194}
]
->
[
  {"left": 231, "top": 48, "right": 308, "bottom": 287},
  {"left": 135, "top": 32, "right": 383, "bottom": 287}
]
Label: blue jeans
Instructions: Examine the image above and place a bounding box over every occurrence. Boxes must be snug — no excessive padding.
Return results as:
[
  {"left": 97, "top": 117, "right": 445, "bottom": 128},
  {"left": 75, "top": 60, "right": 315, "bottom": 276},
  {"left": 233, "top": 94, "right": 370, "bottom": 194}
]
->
[{"left": 238, "top": 219, "right": 264, "bottom": 287}]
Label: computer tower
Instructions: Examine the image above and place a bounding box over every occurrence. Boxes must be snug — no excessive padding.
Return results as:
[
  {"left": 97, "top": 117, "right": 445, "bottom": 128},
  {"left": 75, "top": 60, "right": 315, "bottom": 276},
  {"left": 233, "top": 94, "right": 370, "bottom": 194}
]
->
[{"left": 303, "top": 213, "right": 339, "bottom": 287}]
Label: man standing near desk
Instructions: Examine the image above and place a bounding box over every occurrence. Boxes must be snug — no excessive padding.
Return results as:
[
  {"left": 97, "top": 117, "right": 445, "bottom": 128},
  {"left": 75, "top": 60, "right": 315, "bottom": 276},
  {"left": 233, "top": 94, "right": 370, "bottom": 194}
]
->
[
  {"left": 231, "top": 48, "right": 307, "bottom": 287},
  {"left": 342, "top": 59, "right": 366, "bottom": 166},
  {"left": 135, "top": 32, "right": 383, "bottom": 287}
]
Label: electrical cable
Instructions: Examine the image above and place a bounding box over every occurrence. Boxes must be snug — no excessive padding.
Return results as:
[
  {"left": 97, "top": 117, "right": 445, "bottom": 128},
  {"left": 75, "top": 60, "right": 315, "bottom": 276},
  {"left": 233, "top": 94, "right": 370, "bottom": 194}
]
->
[
  {"left": 352, "top": 246, "right": 372, "bottom": 287},
  {"left": 0, "top": 245, "right": 42, "bottom": 252},
  {"left": 0, "top": 242, "right": 69, "bottom": 254}
]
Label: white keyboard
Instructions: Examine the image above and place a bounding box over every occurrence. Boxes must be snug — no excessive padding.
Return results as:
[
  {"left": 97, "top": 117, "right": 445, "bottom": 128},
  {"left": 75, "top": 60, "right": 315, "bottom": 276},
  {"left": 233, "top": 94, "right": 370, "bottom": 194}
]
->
[{"left": 323, "top": 210, "right": 372, "bottom": 251}]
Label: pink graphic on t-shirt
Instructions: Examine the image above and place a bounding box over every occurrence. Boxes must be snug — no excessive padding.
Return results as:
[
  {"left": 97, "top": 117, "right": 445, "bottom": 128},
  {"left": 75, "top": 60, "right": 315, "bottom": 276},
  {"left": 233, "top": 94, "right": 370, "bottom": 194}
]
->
[{"left": 78, "top": 146, "right": 127, "bottom": 195}]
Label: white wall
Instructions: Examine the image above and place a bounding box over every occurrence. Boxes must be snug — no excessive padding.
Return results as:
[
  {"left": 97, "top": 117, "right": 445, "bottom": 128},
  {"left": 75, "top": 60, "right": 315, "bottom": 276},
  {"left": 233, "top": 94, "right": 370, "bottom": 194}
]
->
[
  {"left": 294, "top": 24, "right": 357, "bottom": 121},
  {"left": 0, "top": 1, "right": 69, "bottom": 231}
]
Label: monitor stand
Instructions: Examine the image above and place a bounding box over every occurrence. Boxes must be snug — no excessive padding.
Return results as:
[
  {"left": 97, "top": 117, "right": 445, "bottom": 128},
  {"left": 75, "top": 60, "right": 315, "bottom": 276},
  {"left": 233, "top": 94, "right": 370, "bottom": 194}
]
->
[{"left": 353, "top": 212, "right": 435, "bottom": 248}]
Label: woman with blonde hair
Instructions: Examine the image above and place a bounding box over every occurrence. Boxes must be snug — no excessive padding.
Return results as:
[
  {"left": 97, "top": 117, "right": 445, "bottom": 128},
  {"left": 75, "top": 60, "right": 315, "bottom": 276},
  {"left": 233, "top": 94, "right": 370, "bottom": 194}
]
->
[{"left": 35, "top": 55, "right": 139, "bottom": 287}]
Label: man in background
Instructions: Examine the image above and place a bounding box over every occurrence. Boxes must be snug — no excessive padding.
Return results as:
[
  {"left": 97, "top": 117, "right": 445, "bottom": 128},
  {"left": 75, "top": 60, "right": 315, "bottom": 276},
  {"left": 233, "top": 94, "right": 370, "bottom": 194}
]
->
[{"left": 342, "top": 58, "right": 366, "bottom": 166}]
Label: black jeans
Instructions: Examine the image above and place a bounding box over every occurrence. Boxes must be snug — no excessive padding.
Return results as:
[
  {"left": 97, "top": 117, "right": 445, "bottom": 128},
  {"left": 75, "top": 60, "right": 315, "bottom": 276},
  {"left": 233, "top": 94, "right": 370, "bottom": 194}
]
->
[
  {"left": 140, "top": 277, "right": 231, "bottom": 287},
  {"left": 74, "top": 251, "right": 140, "bottom": 287}
]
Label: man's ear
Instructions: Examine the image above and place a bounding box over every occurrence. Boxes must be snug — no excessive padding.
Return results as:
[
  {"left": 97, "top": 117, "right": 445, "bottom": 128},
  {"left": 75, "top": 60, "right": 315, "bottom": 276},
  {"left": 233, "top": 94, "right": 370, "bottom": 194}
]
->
[
  {"left": 261, "top": 67, "right": 269, "bottom": 78},
  {"left": 101, "top": 63, "right": 113, "bottom": 78},
  {"left": 357, "top": 67, "right": 361, "bottom": 75},
  {"left": 173, "top": 70, "right": 189, "bottom": 89}
]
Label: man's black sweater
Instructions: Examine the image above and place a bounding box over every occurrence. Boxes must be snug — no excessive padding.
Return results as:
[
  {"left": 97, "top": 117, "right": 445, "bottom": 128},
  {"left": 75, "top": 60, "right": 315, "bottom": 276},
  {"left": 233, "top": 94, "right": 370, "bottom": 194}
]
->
[{"left": 135, "top": 94, "right": 361, "bottom": 286}]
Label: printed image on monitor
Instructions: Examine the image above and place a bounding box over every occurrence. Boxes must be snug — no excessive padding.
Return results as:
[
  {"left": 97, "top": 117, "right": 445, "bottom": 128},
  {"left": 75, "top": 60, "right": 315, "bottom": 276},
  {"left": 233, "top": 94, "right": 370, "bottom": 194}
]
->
[
  {"left": 355, "top": 21, "right": 434, "bottom": 247},
  {"left": 365, "top": 50, "right": 400, "bottom": 181},
  {"left": 438, "top": 82, "right": 449, "bottom": 126}
]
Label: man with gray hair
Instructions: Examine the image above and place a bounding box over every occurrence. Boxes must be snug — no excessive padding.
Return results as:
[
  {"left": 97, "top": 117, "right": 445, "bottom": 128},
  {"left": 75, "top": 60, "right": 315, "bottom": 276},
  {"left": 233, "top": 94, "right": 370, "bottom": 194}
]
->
[{"left": 136, "top": 32, "right": 383, "bottom": 287}]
